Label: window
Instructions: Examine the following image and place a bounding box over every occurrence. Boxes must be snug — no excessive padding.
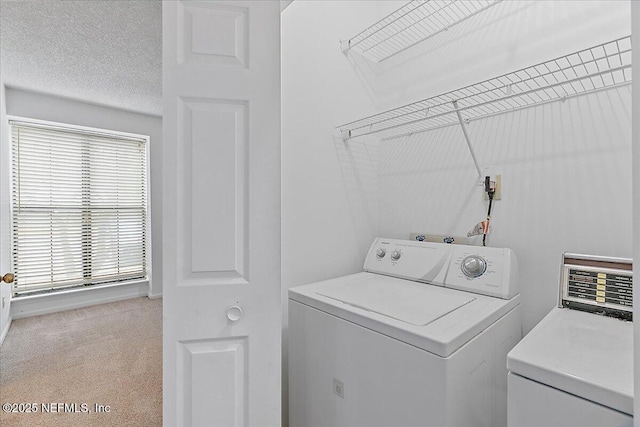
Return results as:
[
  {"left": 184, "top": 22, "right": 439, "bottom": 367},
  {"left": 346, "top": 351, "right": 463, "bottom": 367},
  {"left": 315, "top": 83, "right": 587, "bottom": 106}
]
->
[{"left": 10, "top": 120, "right": 148, "bottom": 296}]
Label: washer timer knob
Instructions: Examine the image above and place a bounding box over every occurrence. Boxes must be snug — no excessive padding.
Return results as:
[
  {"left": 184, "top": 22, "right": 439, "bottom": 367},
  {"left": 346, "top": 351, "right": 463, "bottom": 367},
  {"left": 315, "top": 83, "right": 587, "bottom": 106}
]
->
[
  {"left": 391, "top": 250, "right": 402, "bottom": 261},
  {"left": 376, "top": 248, "right": 386, "bottom": 258},
  {"left": 461, "top": 255, "right": 487, "bottom": 278}
]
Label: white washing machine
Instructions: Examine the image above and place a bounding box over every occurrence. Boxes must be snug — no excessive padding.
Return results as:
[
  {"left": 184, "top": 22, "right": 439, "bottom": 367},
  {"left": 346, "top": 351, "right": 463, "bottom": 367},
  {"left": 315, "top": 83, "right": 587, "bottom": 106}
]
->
[
  {"left": 289, "top": 237, "right": 522, "bottom": 427},
  {"left": 507, "top": 253, "right": 633, "bottom": 427}
]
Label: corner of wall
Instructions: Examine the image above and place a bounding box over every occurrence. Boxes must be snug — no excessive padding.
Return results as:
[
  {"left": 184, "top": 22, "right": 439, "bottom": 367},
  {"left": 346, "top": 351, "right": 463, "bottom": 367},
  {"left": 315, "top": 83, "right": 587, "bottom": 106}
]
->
[
  {"left": 147, "top": 290, "right": 162, "bottom": 300},
  {"left": 0, "top": 282, "right": 11, "bottom": 346},
  {"left": 631, "top": 1, "right": 640, "bottom": 425},
  {"left": 0, "top": 322, "right": 11, "bottom": 347},
  {"left": 0, "top": 80, "right": 13, "bottom": 347}
]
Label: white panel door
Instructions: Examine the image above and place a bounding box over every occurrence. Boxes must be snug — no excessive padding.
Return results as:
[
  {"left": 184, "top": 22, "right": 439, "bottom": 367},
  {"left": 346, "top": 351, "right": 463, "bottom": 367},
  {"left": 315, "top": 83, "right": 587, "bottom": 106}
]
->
[{"left": 162, "top": 2, "right": 281, "bottom": 426}]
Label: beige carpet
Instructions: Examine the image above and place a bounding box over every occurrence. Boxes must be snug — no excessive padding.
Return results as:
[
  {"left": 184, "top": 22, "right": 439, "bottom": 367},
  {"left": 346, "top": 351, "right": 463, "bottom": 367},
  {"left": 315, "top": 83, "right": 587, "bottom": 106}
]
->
[{"left": 0, "top": 297, "right": 162, "bottom": 427}]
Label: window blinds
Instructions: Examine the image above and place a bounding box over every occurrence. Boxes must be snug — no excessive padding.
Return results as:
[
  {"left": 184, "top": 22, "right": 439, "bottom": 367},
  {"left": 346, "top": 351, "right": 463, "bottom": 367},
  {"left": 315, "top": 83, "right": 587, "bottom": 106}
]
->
[{"left": 11, "top": 121, "right": 147, "bottom": 296}]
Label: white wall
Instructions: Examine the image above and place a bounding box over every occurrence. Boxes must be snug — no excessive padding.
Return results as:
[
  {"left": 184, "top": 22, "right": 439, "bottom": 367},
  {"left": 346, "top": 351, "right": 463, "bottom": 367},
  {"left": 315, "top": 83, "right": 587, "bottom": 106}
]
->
[
  {"left": 282, "top": 0, "right": 632, "bottom": 424},
  {"left": 0, "top": 81, "right": 12, "bottom": 345},
  {"left": 283, "top": 0, "right": 631, "bottom": 329},
  {"left": 370, "top": 0, "right": 631, "bottom": 335},
  {"left": 631, "top": 1, "right": 639, "bottom": 424},
  {"left": 281, "top": 2, "right": 400, "bottom": 424},
  {"left": 4, "top": 88, "right": 163, "bottom": 299},
  {"left": 282, "top": 0, "right": 398, "bottom": 294}
]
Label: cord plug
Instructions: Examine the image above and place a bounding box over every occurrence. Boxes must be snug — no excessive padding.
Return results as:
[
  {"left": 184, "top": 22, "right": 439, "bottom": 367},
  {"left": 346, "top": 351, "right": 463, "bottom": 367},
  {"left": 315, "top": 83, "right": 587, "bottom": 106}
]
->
[{"left": 484, "top": 176, "right": 496, "bottom": 200}]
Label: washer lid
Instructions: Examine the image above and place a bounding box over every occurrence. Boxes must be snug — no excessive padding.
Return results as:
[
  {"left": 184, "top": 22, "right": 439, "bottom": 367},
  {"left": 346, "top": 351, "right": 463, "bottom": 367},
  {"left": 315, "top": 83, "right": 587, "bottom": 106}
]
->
[
  {"left": 318, "top": 275, "right": 475, "bottom": 326},
  {"left": 507, "top": 307, "right": 633, "bottom": 415},
  {"left": 289, "top": 272, "right": 519, "bottom": 357}
]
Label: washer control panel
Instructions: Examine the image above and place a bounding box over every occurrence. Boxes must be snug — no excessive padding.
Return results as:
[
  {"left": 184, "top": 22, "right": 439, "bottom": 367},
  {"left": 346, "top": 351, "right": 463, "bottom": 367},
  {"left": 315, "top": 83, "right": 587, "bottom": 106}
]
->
[{"left": 364, "top": 238, "right": 518, "bottom": 299}]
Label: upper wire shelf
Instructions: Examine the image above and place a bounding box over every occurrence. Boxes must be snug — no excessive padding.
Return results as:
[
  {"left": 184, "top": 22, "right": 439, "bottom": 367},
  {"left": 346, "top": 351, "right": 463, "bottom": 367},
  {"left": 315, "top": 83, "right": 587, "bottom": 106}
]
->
[
  {"left": 338, "top": 36, "right": 632, "bottom": 141},
  {"left": 343, "top": 0, "right": 502, "bottom": 62}
]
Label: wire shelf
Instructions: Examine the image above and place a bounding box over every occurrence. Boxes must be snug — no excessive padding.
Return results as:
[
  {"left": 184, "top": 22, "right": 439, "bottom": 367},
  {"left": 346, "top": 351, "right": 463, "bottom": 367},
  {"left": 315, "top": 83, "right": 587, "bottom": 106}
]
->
[
  {"left": 338, "top": 36, "right": 632, "bottom": 141},
  {"left": 345, "top": 0, "right": 501, "bottom": 62}
]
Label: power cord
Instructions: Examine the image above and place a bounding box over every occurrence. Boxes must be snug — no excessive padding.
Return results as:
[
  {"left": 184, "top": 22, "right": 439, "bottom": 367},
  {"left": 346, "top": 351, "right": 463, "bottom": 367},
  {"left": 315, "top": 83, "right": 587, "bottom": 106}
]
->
[{"left": 483, "top": 176, "right": 495, "bottom": 247}]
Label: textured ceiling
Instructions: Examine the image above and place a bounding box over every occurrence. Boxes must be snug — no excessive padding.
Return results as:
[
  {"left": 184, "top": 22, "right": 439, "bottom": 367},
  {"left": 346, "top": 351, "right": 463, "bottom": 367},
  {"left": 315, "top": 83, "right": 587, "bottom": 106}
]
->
[{"left": 0, "top": 0, "right": 162, "bottom": 116}]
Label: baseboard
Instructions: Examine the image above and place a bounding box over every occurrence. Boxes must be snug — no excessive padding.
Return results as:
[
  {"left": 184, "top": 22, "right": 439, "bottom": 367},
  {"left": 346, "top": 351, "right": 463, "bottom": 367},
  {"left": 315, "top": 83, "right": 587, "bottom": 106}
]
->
[
  {"left": 0, "top": 317, "right": 11, "bottom": 346},
  {"left": 11, "top": 281, "right": 150, "bottom": 320},
  {"left": 147, "top": 292, "right": 163, "bottom": 300}
]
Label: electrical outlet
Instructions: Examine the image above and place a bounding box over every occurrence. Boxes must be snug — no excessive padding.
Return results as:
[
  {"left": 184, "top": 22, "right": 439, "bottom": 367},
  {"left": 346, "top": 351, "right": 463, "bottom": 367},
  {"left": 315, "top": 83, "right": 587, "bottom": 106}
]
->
[{"left": 483, "top": 174, "right": 502, "bottom": 200}]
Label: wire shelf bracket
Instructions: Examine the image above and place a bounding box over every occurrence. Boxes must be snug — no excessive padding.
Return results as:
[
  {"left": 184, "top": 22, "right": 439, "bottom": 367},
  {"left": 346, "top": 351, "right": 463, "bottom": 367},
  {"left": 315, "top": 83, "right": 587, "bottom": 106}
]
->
[
  {"left": 343, "top": 0, "right": 503, "bottom": 62},
  {"left": 337, "top": 36, "right": 632, "bottom": 142},
  {"left": 453, "top": 100, "right": 482, "bottom": 179}
]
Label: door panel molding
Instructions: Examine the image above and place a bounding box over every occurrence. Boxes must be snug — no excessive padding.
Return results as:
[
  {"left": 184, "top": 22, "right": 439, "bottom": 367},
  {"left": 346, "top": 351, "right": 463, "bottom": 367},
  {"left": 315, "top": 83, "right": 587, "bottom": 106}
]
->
[
  {"left": 177, "top": 97, "right": 249, "bottom": 286},
  {"left": 177, "top": 1, "right": 249, "bottom": 68},
  {"left": 177, "top": 337, "right": 248, "bottom": 426}
]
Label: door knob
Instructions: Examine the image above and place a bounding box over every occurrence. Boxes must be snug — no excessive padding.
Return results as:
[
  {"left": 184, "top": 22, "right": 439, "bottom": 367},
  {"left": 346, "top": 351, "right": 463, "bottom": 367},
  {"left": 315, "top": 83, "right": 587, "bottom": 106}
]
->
[
  {"left": 1, "top": 273, "right": 14, "bottom": 284},
  {"left": 227, "top": 305, "right": 243, "bottom": 322}
]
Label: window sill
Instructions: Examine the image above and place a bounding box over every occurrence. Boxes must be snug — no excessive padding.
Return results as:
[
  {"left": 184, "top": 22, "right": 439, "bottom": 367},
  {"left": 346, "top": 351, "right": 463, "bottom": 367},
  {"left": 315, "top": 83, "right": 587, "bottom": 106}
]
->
[{"left": 10, "top": 279, "right": 151, "bottom": 319}]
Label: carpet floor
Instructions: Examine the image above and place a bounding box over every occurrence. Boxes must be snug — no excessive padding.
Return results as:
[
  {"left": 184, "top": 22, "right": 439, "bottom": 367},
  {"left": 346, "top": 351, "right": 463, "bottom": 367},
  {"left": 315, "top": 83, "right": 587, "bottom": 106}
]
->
[{"left": 0, "top": 297, "right": 162, "bottom": 427}]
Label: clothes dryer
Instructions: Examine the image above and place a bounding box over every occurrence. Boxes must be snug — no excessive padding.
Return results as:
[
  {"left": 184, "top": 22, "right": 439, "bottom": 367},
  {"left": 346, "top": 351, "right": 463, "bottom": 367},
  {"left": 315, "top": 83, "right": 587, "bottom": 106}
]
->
[{"left": 507, "top": 253, "right": 633, "bottom": 427}]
